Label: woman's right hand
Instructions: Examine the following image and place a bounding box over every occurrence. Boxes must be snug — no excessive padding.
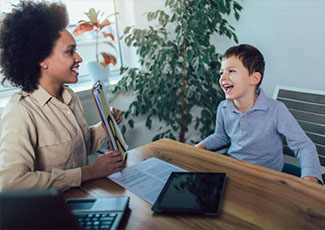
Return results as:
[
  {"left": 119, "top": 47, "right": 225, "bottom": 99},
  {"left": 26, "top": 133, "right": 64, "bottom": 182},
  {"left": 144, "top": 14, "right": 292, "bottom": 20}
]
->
[{"left": 81, "top": 150, "right": 123, "bottom": 182}]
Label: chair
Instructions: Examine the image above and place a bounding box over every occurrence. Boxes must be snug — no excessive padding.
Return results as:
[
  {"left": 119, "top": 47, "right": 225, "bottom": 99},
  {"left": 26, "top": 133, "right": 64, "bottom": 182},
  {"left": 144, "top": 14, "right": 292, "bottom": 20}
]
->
[{"left": 273, "top": 86, "right": 325, "bottom": 182}]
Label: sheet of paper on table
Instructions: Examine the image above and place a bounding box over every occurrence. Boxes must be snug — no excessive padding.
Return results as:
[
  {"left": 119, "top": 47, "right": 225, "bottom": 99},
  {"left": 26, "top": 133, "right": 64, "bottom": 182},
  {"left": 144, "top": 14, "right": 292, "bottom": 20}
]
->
[{"left": 108, "top": 157, "right": 187, "bottom": 204}]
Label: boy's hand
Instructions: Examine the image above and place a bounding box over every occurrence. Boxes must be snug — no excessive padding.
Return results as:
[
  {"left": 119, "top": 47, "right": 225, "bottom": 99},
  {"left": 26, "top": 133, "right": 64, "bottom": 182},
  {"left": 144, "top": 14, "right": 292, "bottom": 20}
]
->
[
  {"left": 303, "top": 176, "right": 318, "bottom": 183},
  {"left": 195, "top": 143, "right": 206, "bottom": 149},
  {"left": 111, "top": 107, "right": 122, "bottom": 124}
]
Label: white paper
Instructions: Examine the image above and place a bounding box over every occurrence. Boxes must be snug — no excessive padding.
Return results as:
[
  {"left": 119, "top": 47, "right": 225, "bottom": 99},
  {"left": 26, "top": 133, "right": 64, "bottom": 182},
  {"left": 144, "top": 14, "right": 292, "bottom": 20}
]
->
[{"left": 108, "top": 157, "right": 187, "bottom": 204}]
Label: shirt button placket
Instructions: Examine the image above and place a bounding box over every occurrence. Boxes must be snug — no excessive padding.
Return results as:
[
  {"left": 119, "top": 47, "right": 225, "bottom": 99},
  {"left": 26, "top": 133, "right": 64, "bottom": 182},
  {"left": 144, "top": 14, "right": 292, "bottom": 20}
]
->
[{"left": 241, "top": 114, "right": 246, "bottom": 131}]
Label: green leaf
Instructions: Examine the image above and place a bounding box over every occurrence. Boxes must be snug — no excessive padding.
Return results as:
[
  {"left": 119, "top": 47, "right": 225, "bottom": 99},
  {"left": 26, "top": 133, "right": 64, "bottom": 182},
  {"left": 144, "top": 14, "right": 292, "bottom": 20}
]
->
[
  {"left": 235, "top": 12, "right": 240, "bottom": 21},
  {"left": 124, "top": 26, "right": 131, "bottom": 35},
  {"left": 194, "top": 92, "right": 201, "bottom": 101},
  {"left": 233, "top": 34, "right": 239, "bottom": 44},
  {"left": 128, "top": 119, "right": 135, "bottom": 128},
  {"left": 146, "top": 116, "right": 152, "bottom": 129},
  {"left": 153, "top": 133, "right": 162, "bottom": 141},
  {"left": 124, "top": 111, "right": 129, "bottom": 119},
  {"left": 201, "top": 109, "right": 210, "bottom": 117},
  {"left": 189, "top": 19, "right": 198, "bottom": 28},
  {"left": 169, "top": 133, "right": 176, "bottom": 140},
  {"left": 234, "top": 2, "right": 243, "bottom": 11},
  {"left": 121, "top": 125, "right": 126, "bottom": 135}
]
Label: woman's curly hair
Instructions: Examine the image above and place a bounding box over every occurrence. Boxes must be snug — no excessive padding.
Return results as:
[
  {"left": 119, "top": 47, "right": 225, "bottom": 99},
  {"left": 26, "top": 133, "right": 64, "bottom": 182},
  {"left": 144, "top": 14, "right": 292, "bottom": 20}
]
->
[{"left": 0, "top": 1, "right": 68, "bottom": 92}]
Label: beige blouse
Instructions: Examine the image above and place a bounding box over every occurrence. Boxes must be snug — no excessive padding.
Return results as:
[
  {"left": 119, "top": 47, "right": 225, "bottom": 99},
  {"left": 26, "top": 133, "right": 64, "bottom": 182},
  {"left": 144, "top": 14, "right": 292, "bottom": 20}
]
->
[{"left": 0, "top": 85, "right": 106, "bottom": 191}]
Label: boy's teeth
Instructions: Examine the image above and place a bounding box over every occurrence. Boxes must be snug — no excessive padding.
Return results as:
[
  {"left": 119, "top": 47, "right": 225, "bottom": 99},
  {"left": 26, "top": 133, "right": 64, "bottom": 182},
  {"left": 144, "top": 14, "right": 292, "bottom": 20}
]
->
[{"left": 223, "top": 84, "right": 233, "bottom": 94}]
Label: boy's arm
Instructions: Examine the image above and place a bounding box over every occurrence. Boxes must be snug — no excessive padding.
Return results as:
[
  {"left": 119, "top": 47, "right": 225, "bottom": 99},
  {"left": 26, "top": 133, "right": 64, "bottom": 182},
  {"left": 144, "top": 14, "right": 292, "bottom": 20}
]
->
[
  {"left": 198, "top": 103, "right": 229, "bottom": 150},
  {"left": 276, "top": 103, "right": 323, "bottom": 184}
]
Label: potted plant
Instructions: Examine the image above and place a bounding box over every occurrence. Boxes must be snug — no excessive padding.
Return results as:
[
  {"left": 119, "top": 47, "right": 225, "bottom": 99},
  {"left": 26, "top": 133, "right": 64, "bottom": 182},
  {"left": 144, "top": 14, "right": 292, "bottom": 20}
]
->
[
  {"left": 113, "top": 0, "right": 242, "bottom": 144},
  {"left": 73, "top": 8, "right": 118, "bottom": 83}
]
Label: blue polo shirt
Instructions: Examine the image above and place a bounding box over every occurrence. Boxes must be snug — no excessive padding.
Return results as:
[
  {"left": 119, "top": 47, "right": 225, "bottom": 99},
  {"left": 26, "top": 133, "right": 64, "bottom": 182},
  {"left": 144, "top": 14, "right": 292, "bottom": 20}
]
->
[{"left": 202, "top": 88, "right": 323, "bottom": 182}]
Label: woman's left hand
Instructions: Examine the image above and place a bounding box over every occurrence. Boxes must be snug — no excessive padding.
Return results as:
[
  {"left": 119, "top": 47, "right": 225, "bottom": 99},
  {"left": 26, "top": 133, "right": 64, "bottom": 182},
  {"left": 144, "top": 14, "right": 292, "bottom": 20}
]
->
[{"left": 111, "top": 107, "right": 122, "bottom": 124}]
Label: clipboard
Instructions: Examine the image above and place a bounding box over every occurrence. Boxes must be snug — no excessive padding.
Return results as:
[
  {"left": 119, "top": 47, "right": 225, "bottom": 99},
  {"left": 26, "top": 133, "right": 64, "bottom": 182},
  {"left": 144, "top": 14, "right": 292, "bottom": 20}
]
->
[{"left": 91, "top": 80, "right": 128, "bottom": 160}]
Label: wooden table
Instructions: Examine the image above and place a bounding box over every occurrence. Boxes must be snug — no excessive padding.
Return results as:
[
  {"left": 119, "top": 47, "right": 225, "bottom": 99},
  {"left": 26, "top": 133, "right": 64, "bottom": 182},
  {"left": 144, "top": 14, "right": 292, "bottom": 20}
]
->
[{"left": 64, "top": 138, "right": 325, "bottom": 229}]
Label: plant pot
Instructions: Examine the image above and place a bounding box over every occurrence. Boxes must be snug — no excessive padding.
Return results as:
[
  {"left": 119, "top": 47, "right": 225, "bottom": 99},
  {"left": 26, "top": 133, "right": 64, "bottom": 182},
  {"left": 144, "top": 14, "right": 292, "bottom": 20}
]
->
[{"left": 87, "top": 61, "right": 110, "bottom": 84}]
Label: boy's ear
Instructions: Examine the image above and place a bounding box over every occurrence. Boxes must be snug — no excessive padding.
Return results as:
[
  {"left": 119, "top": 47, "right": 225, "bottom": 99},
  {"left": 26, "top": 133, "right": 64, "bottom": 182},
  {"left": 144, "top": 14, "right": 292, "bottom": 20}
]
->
[{"left": 250, "top": 72, "right": 261, "bottom": 86}]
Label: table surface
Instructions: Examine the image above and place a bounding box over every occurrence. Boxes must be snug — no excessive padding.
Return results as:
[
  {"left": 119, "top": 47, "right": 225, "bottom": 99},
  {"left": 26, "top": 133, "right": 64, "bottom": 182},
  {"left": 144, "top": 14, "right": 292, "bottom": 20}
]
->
[{"left": 64, "top": 138, "right": 325, "bottom": 230}]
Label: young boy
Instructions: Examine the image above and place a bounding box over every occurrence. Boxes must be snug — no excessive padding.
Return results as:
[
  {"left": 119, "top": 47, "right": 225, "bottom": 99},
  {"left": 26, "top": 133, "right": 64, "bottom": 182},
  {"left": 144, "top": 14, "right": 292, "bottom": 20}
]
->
[{"left": 196, "top": 44, "right": 323, "bottom": 184}]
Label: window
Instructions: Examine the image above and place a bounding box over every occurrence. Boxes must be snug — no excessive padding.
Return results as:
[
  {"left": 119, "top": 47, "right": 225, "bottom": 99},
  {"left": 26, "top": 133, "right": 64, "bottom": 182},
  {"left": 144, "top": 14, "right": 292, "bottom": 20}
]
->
[{"left": 0, "top": 0, "right": 122, "bottom": 107}]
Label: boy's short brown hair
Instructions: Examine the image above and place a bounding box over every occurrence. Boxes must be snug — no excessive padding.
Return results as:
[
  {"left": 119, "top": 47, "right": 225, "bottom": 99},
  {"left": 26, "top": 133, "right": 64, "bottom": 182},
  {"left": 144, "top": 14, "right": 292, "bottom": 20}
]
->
[{"left": 222, "top": 44, "right": 265, "bottom": 87}]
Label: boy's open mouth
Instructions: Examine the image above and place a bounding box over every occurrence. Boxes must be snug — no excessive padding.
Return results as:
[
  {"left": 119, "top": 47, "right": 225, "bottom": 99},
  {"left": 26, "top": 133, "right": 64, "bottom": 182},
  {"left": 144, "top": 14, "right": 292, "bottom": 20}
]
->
[{"left": 222, "top": 83, "right": 234, "bottom": 94}]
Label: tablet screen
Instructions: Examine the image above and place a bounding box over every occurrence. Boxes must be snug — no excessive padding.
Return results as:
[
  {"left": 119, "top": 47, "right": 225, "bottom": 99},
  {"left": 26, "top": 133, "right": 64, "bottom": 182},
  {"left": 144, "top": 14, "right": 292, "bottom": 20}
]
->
[{"left": 152, "top": 172, "right": 226, "bottom": 215}]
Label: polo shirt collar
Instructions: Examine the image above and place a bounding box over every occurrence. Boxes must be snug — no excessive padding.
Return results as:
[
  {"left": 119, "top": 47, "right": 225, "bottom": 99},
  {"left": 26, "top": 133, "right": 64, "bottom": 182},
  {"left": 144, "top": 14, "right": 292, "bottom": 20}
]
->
[
  {"left": 253, "top": 88, "right": 268, "bottom": 111},
  {"left": 223, "top": 87, "right": 269, "bottom": 112}
]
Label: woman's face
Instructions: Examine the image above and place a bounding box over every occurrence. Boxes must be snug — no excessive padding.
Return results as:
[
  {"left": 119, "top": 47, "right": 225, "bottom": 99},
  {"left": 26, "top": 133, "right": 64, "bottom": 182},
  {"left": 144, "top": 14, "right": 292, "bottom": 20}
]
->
[{"left": 40, "top": 29, "right": 82, "bottom": 86}]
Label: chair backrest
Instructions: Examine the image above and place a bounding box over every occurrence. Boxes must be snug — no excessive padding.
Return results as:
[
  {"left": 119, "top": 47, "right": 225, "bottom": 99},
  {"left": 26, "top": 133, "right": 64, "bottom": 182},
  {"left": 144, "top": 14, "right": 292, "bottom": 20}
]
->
[{"left": 273, "top": 86, "right": 325, "bottom": 180}]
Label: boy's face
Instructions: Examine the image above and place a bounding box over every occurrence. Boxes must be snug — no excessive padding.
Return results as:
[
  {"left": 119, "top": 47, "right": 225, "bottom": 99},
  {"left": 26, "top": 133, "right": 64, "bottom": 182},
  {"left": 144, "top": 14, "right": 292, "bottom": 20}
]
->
[{"left": 219, "top": 56, "right": 259, "bottom": 101}]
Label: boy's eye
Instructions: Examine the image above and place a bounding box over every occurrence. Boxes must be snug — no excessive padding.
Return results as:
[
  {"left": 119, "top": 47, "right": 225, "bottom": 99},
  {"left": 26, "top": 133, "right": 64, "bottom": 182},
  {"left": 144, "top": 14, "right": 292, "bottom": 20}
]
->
[
  {"left": 229, "top": 69, "right": 235, "bottom": 73},
  {"left": 219, "top": 71, "right": 224, "bottom": 75}
]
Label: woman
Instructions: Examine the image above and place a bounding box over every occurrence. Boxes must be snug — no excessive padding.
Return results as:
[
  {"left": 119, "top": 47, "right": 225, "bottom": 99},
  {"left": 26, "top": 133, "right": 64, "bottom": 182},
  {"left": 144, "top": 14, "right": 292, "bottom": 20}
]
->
[{"left": 0, "top": 1, "right": 123, "bottom": 191}]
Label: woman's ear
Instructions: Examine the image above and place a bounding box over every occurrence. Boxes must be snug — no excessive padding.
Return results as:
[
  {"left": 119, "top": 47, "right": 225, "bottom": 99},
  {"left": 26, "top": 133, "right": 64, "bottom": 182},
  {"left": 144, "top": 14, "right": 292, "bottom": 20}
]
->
[
  {"left": 39, "top": 61, "right": 48, "bottom": 70},
  {"left": 250, "top": 72, "right": 261, "bottom": 86}
]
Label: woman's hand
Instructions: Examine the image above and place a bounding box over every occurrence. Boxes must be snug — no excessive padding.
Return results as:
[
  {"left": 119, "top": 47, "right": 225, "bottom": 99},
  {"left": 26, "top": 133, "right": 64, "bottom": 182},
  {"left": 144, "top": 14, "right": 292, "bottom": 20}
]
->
[
  {"left": 111, "top": 108, "right": 122, "bottom": 124},
  {"left": 81, "top": 150, "right": 123, "bottom": 182}
]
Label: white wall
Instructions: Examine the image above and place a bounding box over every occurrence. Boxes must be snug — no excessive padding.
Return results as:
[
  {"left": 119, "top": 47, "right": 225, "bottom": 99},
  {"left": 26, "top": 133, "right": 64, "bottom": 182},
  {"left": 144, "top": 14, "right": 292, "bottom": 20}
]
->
[
  {"left": 82, "top": 0, "right": 325, "bottom": 149},
  {"left": 211, "top": 0, "right": 325, "bottom": 97},
  {"left": 116, "top": 0, "right": 325, "bottom": 97},
  {"left": 1, "top": 2, "right": 324, "bottom": 113}
]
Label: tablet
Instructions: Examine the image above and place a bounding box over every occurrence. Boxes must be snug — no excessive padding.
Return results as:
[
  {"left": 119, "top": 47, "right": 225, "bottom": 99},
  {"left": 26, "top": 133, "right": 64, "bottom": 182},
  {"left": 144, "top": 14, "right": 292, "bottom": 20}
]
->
[{"left": 152, "top": 172, "right": 226, "bottom": 215}]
